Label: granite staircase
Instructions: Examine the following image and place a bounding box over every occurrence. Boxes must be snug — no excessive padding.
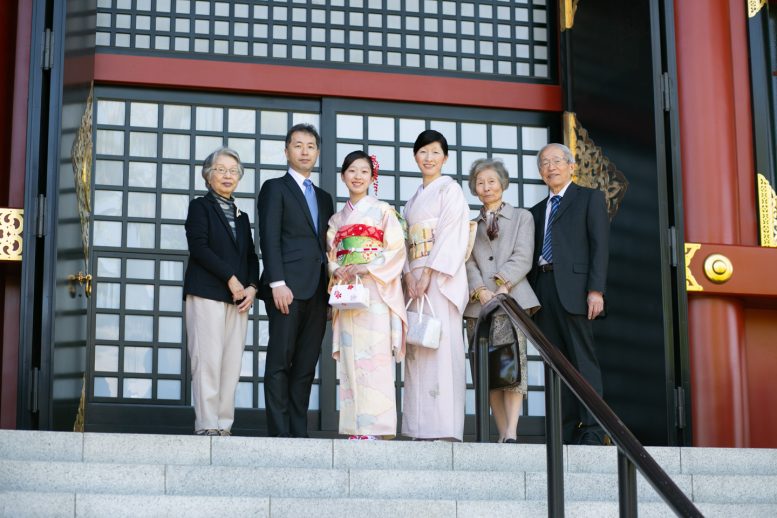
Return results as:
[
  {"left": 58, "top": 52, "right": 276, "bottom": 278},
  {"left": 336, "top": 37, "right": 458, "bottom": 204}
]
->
[{"left": 2, "top": 430, "right": 777, "bottom": 517}]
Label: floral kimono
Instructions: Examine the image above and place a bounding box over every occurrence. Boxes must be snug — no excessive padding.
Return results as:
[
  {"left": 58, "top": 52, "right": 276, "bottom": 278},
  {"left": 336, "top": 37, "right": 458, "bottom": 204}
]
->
[{"left": 326, "top": 196, "right": 407, "bottom": 436}]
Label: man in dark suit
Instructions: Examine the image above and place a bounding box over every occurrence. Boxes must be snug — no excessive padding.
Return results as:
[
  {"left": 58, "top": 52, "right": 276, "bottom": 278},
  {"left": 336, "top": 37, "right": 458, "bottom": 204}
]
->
[
  {"left": 257, "top": 124, "right": 334, "bottom": 437},
  {"left": 529, "top": 143, "right": 610, "bottom": 445}
]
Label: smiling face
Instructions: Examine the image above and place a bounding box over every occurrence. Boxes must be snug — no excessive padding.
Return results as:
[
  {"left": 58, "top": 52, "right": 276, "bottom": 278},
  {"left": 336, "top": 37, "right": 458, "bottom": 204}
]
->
[
  {"left": 414, "top": 141, "right": 448, "bottom": 182},
  {"left": 474, "top": 168, "right": 504, "bottom": 207},
  {"left": 341, "top": 157, "right": 372, "bottom": 201},
  {"left": 539, "top": 145, "right": 574, "bottom": 194},
  {"left": 208, "top": 154, "right": 240, "bottom": 198},
  {"left": 285, "top": 130, "right": 320, "bottom": 177}
]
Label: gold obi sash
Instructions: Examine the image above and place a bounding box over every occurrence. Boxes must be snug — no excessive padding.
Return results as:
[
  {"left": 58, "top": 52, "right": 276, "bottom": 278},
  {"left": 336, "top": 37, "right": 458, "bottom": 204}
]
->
[{"left": 408, "top": 220, "right": 436, "bottom": 261}]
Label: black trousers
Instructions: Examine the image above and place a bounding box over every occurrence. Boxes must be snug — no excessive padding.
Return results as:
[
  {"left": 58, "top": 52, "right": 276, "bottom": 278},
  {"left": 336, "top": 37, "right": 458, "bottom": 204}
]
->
[
  {"left": 533, "top": 270, "right": 604, "bottom": 443},
  {"left": 263, "top": 272, "right": 327, "bottom": 437}
]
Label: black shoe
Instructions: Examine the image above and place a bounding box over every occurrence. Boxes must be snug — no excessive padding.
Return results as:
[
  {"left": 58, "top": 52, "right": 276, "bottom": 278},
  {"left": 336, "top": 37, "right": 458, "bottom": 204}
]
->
[
  {"left": 577, "top": 429, "right": 612, "bottom": 446},
  {"left": 504, "top": 438, "right": 518, "bottom": 444}
]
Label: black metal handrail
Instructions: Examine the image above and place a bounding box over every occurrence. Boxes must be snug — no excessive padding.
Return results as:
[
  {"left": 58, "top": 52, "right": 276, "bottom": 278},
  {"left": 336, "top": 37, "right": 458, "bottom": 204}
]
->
[{"left": 473, "top": 294, "right": 702, "bottom": 517}]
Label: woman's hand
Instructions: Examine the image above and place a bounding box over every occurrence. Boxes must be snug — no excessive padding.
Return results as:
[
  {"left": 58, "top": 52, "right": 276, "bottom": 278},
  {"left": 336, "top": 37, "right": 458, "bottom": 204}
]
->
[
  {"left": 333, "top": 266, "right": 350, "bottom": 282},
  {"left": 333, "top": 264, "right": 369, "bottom": 283},
  {"left": 478, "top": 288, "right": 496, "bottom": 305},
  {"left": 410, "top": 268, "right": 432, "bottom": 299},
  {"left": 404, "top": 273, "right": 418, "bottom": 299},
  {"left": 237, "top": 285, "right": 256, "bottom": 313},
  {"left": 495, "top": 284, "right": 510, "bottom": 296},
  {"left": 227, "top": 275, "right": 246, "bottom": 302},
  {"left": 349, "top": 264, "right": 369, "bottom": 277}
]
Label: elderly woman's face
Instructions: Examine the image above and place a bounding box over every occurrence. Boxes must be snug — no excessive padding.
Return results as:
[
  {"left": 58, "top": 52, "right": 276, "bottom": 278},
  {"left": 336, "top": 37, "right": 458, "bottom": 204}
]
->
[
  {"left": 475, "top": 168, "right": 504, "bottom": 206},
  {"left": 209, "top": 155, "right": 240, "bottom": 198}
]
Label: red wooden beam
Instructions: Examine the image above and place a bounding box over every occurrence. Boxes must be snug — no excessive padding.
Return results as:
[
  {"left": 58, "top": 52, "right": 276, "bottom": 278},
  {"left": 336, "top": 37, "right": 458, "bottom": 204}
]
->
[
  {"left": 686, "top": 243, "right": 777, "bottom": 297},
  {"left": 94, "top": 53, "right": 562, "bottom": 112}
]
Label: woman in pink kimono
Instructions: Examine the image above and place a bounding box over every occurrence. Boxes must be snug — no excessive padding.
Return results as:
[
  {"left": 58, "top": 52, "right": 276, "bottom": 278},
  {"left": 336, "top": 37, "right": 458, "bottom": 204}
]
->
[
  {"left": 327, "top": 150, "right": 407, "bottom": 440},
  {"left": 402, "top": 130, "right": 470, "bottom": 441}
]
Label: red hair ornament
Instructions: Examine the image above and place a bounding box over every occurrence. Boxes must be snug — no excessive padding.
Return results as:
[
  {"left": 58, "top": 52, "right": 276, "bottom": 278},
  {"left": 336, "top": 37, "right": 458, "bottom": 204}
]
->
[{"left": 370, "top": 154, "right": 379, "bottom": 195}]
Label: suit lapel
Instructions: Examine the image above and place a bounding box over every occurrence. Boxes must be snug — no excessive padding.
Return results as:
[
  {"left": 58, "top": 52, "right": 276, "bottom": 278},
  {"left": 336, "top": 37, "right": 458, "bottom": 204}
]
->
[
  {"left": 315, "top": 187, "right": 329, "bottom": 236},
  {"left": 205, "top": 192, "right": 238, "bottom": 247},
  {"left": 554, "top": 182, "right": 579, "bottom": 223},
  {"left": 282, "top": 173, "right": 317, "bottom": 234},
  {"left": 534, "top": 198, "right": 548, "bottom": 250},
  {"left": 234, "top": 211, "right": 248, "bottom": 251}
]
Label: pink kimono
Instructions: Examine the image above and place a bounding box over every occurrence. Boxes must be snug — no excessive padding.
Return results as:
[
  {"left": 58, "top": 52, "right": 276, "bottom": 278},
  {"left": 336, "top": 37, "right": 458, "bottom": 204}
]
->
[
  {"left": 402, "top": 176, "right": 470, "bottom": 441},
  {"left": 326, "top": 196, "right": 407, "bottom": 437}
]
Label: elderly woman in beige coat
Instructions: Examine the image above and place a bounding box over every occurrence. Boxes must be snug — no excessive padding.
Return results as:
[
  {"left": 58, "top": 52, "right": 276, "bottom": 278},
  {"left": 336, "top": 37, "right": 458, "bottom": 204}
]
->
[{"left": 465, "top": 158, "right": 540, "bottom": 443}]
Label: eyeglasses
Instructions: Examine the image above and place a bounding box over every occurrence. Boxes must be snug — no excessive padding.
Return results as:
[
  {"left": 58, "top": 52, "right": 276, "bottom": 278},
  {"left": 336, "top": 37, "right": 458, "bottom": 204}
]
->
[
  {"left": 540, "top": 158, "right": 568, "bottom": 170},
  {"left": 212, "top": 166, "right": 240, "bottom": 177}
]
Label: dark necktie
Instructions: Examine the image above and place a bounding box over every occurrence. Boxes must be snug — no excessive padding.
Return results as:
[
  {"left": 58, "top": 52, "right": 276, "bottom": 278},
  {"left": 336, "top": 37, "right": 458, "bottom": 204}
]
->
[
  {"left": 303, "top": 178, "right": 318, "bottom": 234},
  {"left": 541, "top": 195, "right": 561, "bottom": 263}
]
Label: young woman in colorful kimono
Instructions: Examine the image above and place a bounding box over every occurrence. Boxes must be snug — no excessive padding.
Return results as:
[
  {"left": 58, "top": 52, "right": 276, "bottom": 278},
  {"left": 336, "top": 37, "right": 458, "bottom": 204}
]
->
[
  {"left": 402, "top": 130, "right": 471, "bottom": 442},
  {"left": 326, "top": 150, "right": 407, "bottom": 440}
]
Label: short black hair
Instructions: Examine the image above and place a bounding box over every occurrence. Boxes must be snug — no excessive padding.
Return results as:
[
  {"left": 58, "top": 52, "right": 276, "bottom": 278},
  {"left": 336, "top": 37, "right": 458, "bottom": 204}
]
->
[
  {"left": 340, "top": 150, "right": 374, "bottom": 176},
  {"left": 285, "top": 123, "right": 321, "bottom": 148},
  {"left": 413, "top": 129, "right": 449, "bottom": 156}
]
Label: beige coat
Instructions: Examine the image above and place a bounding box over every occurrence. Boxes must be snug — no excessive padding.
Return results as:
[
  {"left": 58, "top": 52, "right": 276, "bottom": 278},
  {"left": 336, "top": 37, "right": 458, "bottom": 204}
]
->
[{"left": 464, "top": 203, "right": 540, "bottom": 318}]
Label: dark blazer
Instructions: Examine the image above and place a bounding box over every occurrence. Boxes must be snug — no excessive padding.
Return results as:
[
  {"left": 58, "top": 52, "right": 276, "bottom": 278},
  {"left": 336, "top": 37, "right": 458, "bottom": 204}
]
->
[
  {"left": 529, "top": 183, "right": 609, "bottom": 315},
  {"left": 257, "top": 173, "right": 335, "bottom": 301},
  {"left": 184, "top": 191, "right": 260, "bottom": 304}
]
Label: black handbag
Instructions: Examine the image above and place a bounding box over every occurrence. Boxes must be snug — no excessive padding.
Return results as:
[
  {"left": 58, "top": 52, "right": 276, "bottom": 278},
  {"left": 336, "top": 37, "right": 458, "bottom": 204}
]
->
[
  {"left": 468, "top": 313, "right": 522, "bottom": 390},
  {"left": 487, "top": 314, "right": 521, "bottom": 390}
]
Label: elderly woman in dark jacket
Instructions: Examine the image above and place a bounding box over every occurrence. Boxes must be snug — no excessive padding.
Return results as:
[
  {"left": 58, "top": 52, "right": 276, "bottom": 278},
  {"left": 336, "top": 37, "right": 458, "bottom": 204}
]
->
[
  {"left": 184, "top": 146, "right": 259, "bottom": 436},
  {"left": 465, "top": 158, "right": 540, "bottom": 444}
]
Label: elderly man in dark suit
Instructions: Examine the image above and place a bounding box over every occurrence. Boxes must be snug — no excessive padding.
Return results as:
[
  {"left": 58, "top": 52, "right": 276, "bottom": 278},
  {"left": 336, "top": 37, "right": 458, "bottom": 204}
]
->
[
  {"left": 257, "top": 124, "right": 335, "bottom": 438},
  {"left": 529, "top": 143, "right": 609, "bottom": 445}
]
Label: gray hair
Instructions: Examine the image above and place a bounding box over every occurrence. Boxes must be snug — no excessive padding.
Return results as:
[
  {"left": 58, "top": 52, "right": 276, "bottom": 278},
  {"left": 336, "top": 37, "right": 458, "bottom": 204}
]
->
[
  {"left": 467, "top": 158, "right": 510, "bottom": 195},
  {"left": 536, "top": 143, "right": 575, "bottom": 170},
  {"left": 201, "top": 146, "right": 244, "bottom": 187}
]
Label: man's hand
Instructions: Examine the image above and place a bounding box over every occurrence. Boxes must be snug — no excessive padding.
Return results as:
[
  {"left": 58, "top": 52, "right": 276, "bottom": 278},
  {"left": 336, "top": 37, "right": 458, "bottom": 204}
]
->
[
  {"left": 587, "top": 290, "right": 604, "bottom": 320},
  {"left": 272, "top": 285, "right": 294, "bottom": 315}
]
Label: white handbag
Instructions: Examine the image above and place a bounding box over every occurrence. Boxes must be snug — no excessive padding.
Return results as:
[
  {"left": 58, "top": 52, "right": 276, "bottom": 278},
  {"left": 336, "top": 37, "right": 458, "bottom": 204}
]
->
[
  {"left": 328, "top": 276, "right": 370, "bottom": 310},
  {"left": 405, "top": 294, "right": 442, "bottom": 349}
]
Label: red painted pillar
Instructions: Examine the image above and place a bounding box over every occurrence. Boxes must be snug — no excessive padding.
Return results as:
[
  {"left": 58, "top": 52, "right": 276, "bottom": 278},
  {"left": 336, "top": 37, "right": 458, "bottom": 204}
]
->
[{"left": 674, "top": 0, "right": 757, "bottom": 446}]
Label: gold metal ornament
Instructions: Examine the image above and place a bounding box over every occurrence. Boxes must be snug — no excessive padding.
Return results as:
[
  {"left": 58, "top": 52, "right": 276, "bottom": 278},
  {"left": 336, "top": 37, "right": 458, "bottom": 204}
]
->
[
  {"left": 67, "top": 272, "right": 93, "bottom": 297},
  {"left": 748, "top": 0, "right": 766, "bottom": 17},
  {"left": 757, "top": 173, "right": 777, "bottom": 247},
  {"left": 685, "top": 243, "right": 703, "bottom": 292},
  {"left": 71, "top": 86, "right": 94, "bottom": 264},
  {"left": 559, "top": 0, "right": 579, "bottom": 31},
  {"left": 703, "top": 254, "right": 733, "bottom": 284},
  {"left": 0, "top": 208, "right": 23, "bottom": 261},
  {"left": 564, "top": 111, "right": 629, "bottom": 221}
]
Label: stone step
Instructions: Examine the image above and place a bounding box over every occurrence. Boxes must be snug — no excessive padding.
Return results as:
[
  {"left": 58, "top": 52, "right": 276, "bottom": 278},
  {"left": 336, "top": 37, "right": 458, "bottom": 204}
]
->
[
  {"left": 4, "top": 429, "right": 777, "bottom": 515},
  {"left": 7, "top": 430, "right": 777, "bottom": 476},
  {"left": 3, "top": 492, "right": 777, "bottom": 518},
  {"left": 3, "top": 456, "right": 777, "bottom": 505}
]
